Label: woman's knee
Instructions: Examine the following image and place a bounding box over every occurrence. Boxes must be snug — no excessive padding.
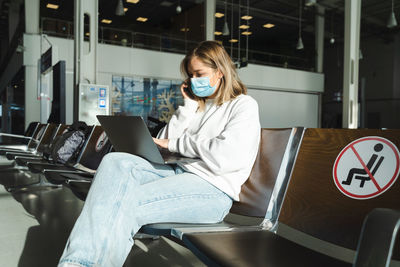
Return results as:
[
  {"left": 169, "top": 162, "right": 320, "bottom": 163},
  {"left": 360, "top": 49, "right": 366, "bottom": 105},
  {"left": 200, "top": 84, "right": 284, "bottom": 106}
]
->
[{"left": 100, "top": 152, "right": 141, "bottom": 169}]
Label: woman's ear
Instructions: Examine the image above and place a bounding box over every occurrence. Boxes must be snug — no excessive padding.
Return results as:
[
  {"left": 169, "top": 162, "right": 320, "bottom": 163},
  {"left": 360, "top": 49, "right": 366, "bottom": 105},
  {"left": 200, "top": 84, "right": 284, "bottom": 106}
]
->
[{"left": 217, "top": 70, "right": 224, "bottom": 80}]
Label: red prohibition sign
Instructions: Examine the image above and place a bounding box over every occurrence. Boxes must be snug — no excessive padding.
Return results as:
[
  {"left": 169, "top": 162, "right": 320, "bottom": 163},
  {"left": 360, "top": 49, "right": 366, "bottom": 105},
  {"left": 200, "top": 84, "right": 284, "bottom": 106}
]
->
[{"left": 333, "top": 136, "right": 400, "bottom": 200}]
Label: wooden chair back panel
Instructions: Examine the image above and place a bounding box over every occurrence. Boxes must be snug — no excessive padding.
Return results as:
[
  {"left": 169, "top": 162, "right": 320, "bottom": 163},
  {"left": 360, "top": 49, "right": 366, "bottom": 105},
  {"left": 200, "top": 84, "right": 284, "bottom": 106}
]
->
[
  {"left": 230, "top": 128, "right": 292, "bottom": 217},
  {"left": 79, "top": 126, "right": 112, "bottom": 170},
  {"left": 27, "top": 123, "right": 48, "bottom": 150},
  {"left": 36, "top": 124, "right": 59, "bottom": 153},
  {"left": 279, "top": 128, "right": 400, "bottom": 253},
  {"left": 24, "top": 122, "right": 40, "bottom": 137}
]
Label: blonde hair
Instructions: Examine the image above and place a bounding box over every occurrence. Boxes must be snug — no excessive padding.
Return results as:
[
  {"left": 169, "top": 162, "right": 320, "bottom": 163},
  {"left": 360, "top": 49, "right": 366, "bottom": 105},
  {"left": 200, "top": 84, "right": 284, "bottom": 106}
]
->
[{"left": 180, "top": 41, "right": 247, "bottom": 110}]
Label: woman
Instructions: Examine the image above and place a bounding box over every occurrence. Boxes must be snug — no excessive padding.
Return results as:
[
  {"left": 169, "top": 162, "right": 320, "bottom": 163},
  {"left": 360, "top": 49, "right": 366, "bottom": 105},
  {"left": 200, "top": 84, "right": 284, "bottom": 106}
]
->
[{"left": 59, "top": 41, "right": 260, "bottom": 267}]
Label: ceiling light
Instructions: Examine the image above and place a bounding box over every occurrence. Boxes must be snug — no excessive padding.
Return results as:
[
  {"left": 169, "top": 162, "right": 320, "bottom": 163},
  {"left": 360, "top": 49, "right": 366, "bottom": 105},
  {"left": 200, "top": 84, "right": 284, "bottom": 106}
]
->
[
  {"left": 241, "top": 15, "right": 253, "bottom": 20},
  {"left": 176, "top": 5, "right": 182, "bottom": 13},
  {"left": 215, "top": 12, "right": 224, "bottom": 18},
  {"left": 305, "top": 0, "right": 316, "bottom": 6},
  {"left": 387, "top": 0, "right": 398, "bottom": 28},
  {"left": 160, "top": 1, "right": 173, "bottom": 7},
  {"left": 137, "top": 17, "right": 148, "bottom": 22},
  {"left": 214, "top": 31, "right": 222, "bottom": 35},
  {"left": 46, "top": 3, "right": 59, "bottom": 9},
  {"left": 115, "top": 0, "right": 125, "bottom": 16},
  {"left": 222, "top": 21, "right": 230, "bottom": 36},
  {"left": 222, "top": 1, "right": 229, "bottom": 36},
  {"left": 180, "top": 27, "right": 189, "bottom": 32},
  {"left": 229, "top": 39, "right": 238, "bottom": 43},
  {"left": 263, "top": 23, "right": 275, "bottom": 28},
  {"left": 127, "top": 0, "right": 140, "bottom": 3},
  {"left": 387, "top": 12, "right": 397, "bottom": 28},
  {"left": 297, "top": 0, "right": 304, "bottom": 50},
  {"left": 239, "top": 25, "right": 250, "bottom": 29},
  {"left": 296, "top": 37, "right": 304, "bottom": 50},
  {"left": 241, "top": 31, "right": 252, "bottom": 35},
  {"left": 101, "top": 19, "right": 112, "bottom": 24}
]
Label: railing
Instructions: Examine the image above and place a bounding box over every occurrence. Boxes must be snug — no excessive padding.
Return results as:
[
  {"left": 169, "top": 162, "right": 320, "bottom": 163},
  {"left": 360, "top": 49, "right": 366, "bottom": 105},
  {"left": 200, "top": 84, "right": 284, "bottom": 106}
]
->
[{"left": 40, "top": 17, "right": 312, "bottom": 71}]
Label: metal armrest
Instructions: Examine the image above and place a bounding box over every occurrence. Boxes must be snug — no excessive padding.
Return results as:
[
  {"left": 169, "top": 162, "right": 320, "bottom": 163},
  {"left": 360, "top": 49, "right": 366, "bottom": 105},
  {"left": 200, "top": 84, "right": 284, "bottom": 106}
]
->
[
  {"left": 14, "top": 155, "right": 42, "bottom": 159},
  {"left": 9, "top": 152, "right": 40, "bottom": 158},
  {"left": 43, "top": 169, "right": 92, "bottom": 175},
  {"left": 0, "top": 147, "right": 30, "bottom": 155},
  {"left": 0, "top": 133, "right": 33, "bottom": 140},
  {"left": 27, "top": 162, "right": 65, "bottom": 173},
  {"left": 354, "top": 208, "right": 400, "bottom": 267},
  {"left": 43, "top": 169, "right": 94, "bottom": 185},
  {"left": 6, "top": 151, "right": 39, "bottom": 160},
  {"left": 14, "top": 156, "right": 47, "bottom": 167}
]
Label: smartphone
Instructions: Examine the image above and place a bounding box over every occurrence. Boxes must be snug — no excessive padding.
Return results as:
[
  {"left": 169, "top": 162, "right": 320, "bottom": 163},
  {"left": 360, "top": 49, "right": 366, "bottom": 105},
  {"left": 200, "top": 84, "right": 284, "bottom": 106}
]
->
[{"left": 183, "top": 80, "right": 196, "bottom": 99}]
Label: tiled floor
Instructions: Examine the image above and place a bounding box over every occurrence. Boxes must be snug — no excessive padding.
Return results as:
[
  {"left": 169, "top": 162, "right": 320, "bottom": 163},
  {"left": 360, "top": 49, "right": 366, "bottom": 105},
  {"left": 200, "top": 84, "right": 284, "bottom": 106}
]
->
[{"left": 0, "top": 168, "right": 205, "bottom": 267}]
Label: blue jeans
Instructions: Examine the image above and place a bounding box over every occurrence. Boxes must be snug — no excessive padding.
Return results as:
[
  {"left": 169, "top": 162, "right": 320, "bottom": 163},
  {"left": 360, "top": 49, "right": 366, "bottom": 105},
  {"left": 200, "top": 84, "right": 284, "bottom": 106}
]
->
[{"left": 59, "top": 152, "right": 233, "bottom": 267}]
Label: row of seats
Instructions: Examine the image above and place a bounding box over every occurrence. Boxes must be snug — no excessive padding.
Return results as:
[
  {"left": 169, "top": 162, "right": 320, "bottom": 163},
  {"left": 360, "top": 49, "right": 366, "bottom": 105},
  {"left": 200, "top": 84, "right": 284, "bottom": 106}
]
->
[
  {"left": 0, "top": 122, "right": 111, "bottom": 194},
  {"left": 1, "top": 123, "right": 400, "bottom": 266}
]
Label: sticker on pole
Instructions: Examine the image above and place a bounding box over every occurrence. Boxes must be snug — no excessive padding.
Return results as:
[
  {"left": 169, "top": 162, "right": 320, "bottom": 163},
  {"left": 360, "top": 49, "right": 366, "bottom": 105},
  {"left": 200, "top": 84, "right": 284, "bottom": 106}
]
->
[{"left": 333, "top": 136, "right": 400, "bottom": 200}]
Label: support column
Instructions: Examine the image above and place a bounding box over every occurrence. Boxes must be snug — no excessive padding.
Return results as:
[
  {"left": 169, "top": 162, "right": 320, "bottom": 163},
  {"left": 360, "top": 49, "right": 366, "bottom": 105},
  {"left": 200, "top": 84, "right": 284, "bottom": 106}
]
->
[
  {"left": 315, "top": 6, "right": 324, "bottom": 73},
  {"left": 24, "top": 0, "right": 40, "bottom": 126},
  {"left": 205, "top": 0, "right": 216, "bottom": 41},
  {"left": 25, "top": 0, "right": 40, "bottom": 34},
  {"left": 342, "top": 0, "right": 361, "bottom": 128},
  {"left": 74, "top": 0, "right": 98, "bottom": 121}
]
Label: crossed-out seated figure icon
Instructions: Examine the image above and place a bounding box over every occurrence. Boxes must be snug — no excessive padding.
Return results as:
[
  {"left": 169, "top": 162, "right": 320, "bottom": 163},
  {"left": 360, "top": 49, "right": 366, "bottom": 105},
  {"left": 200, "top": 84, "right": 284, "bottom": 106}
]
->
[{"left": 342, "top": 143, "right": 384, "bottom": 188}]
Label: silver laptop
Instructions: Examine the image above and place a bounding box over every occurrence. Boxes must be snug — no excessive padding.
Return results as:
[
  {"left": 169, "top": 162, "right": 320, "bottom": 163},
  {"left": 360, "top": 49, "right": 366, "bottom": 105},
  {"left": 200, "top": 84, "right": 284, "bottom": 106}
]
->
[{"left": 96, "top": 115, "right": 190, "bottom": 164}]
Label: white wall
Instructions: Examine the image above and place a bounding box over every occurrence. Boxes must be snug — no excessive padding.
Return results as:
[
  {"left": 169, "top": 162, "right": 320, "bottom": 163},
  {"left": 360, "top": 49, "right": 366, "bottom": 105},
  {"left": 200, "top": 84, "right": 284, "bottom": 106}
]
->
[
  {"left": 248, "top": 89, "right": 319, "bottom": 128},
  {"left": 24, "top": 35, "right": 324, "bottom": 127}
]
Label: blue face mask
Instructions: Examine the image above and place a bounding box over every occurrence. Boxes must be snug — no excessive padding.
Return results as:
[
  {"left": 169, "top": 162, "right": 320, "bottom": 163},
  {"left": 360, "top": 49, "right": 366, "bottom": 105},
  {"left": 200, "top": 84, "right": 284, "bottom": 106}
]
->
[{"left": 190, "top": 75, "right": 218, "bottom": 97}]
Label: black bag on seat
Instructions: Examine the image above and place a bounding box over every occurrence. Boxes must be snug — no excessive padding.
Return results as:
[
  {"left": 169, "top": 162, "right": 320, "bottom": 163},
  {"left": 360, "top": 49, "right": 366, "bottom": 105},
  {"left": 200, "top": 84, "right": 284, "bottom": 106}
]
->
[{"left": 46, "top": 121, "right": 90, "bottom": 165}]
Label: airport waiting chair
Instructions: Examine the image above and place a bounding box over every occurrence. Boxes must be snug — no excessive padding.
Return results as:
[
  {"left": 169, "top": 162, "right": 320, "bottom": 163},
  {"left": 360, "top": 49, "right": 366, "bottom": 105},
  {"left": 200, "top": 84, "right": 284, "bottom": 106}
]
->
[
  {"left": 171, "top": 128, "right": 400, "bottom": 266},
  {"left": 139, "top": 128, "right": 300, "bottom": 238},
  {"left": 0, "top": 123, "right": 50, "bottom": 170},
  {"left": 354, "top": 208, "right": 400, "bottom": 267},
  {"left": 1, "top": 124, "right": 68, "bottom": 192},
  {"left": 5, "top": 123, "right": 61, "bottom": 161},
  {"left": 27, "top": 125, "right": 112, "bottom": 186},
  {"left": 12, "top": 124, "right": 69, "bottom": 166},
  {"left": 0, "top": 123, "right": 47, "bottom": 154},
  {"left": 0, "top": 121, "right": 40, "bottom": 146}
]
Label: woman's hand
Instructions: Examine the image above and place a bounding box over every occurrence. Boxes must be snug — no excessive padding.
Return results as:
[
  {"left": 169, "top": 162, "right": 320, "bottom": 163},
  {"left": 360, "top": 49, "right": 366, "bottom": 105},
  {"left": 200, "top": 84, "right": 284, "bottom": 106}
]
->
[
  {"left": 180, "top": 80, "right": 192, "bottom": 99},
  {"left": 153, "top": 138, "right": 169, "bottom": 149}
]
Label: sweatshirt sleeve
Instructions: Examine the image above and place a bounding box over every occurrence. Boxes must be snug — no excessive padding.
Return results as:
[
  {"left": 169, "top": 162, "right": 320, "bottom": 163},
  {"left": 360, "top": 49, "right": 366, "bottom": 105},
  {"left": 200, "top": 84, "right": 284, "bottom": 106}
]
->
[
  {"left": 168, "top": 96, "right": 261, "bottom": 175},
  {"left": 157, "top": 98, "right": 198, "bottom": 139}
]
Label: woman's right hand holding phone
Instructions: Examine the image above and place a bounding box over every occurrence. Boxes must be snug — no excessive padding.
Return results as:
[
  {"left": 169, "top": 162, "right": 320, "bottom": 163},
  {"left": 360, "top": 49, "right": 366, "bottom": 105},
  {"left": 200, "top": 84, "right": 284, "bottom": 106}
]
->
[{"left": 181, "top": 79, "right": 194, "bottom": 100}]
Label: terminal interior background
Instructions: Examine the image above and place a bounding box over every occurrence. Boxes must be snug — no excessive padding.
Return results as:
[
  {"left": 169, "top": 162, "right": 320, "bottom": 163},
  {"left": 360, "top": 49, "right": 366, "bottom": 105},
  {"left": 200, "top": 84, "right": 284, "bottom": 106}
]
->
[{"left": 0, "top": 0, "right": 399, "bottom": 266}]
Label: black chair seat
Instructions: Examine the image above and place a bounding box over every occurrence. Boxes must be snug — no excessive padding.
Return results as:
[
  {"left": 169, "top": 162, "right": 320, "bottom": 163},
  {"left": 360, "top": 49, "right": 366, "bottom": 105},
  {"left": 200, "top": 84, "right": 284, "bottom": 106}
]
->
[
  {"left": 0, "top": 148, "right": 31, "bottom": 156},
  {"left": 182, "top": 230, "right": 351, "bottom": 267},
  {"left": 44, "top": 171, "right": 94, "bottom": 185},
  {"left": 15, "top": 157, "right": 49, "bottom": 166},
  {"left": 27, "top": 162, "right": 72, "bottom": 173},
  {"left": 6, "top": 152, "right": 42, "bottom": 160}
]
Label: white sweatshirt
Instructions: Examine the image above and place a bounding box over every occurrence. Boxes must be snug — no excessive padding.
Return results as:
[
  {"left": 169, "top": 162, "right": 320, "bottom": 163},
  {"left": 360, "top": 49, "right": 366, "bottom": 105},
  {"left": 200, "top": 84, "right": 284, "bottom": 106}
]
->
[{"left": 157, "top": 94, "right": 261, "bottom": 201}]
